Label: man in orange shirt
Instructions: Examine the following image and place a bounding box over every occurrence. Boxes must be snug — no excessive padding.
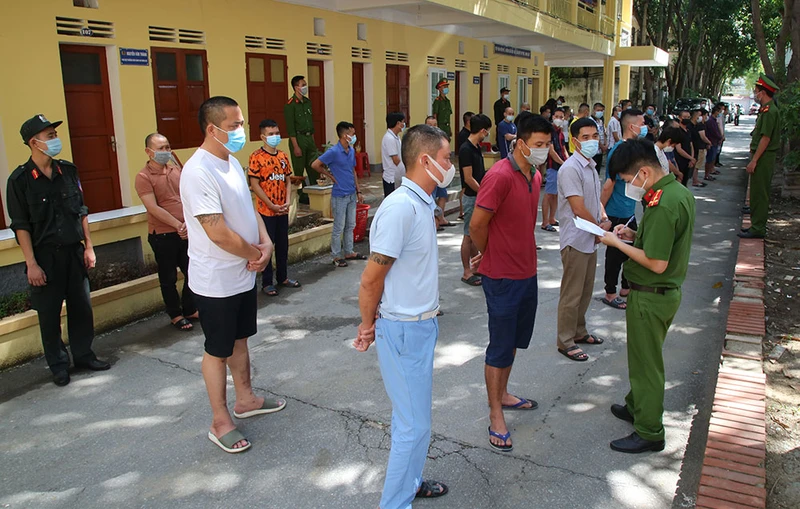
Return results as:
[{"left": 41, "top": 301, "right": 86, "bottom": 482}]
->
[
  {"left": 248, "top": 119, "right": 302, "bottom": 296},
  {"left": 135, "top": 133, "right": 197, "bottom": 331}
]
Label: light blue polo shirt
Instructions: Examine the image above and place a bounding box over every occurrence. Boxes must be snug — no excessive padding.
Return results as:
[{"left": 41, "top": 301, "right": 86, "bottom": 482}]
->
[
  {"left": 370, "top": 179, "right": 439, "bottom": 318},
  {"left": 318, "top": 141, "right": 357, "bottom": 197},
  {"left": 605, "top": 140, "right": 636, "bottom": 218}
]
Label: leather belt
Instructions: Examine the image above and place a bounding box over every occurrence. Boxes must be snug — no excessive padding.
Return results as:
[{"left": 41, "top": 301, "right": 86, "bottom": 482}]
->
[
  {"left": 629, "top": 282, "right": 678, "bottom": 295},
  {"left": 379, "top": 308, "right": 440, "bottom": 322},
  {"left": 297, "top": 130, "right": 314, "bottom": 136}
]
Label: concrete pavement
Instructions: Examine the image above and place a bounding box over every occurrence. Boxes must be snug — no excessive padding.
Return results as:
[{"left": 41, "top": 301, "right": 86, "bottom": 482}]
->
[{"left": 0, "top": 118, "right": 757, "bottom": 509}]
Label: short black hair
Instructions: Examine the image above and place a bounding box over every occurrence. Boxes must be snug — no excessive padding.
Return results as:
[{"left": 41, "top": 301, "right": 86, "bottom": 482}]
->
[
  {"left": 621, "top": 99, "right": 632, "bottom": 107},
  {"left": 678, "top": 109, "right": 691, "bottom": 118},
  {"left": 608, "top": 138, "right": 662, "bottom": 178},
  {"left": 517, "top": 113, "right": 553, "bottom": 140},
  {"left": 291, "top": 75, "right": 305, "bottom": 88},
  {"left": 621, "top": 108, "right": 644, "bottom": 130},
  {"left": 647, "top": 103, "right": 657, "bottom": 109},
  {"left": 469, "top": 113, "right": 491, "bottom": 134},
  {"left": 386, "top": 112, "right": 405, "bottom": 129},
  {"left": 400, "top": 124, "right": 448, "bottom": 169},
  {"left": 425, "top": 115, "right": 437, "bottom": 123},
  {"left": 198, "top": 96, "right": 238, "bottom": 131},
  {"left": 658, "top": 126, "right": 684, "bottom": 144},
  {"left": 578, "top": 103, "right": 590, "bottom": 112},
  {"left": 336, "top": 121, "right": 355, "bottom": 138},
  {"left": 593, "top": 102, "right": 604, "bottom": 109},
  {"left": 539, "top": 105, "right": 551, "bottom": 115},
  {"left": 462, "top": 111, "right": 475, "bottom": 124},
  {"left": 144, "top": 132, "right": 165, "bottom": 148},
  {"left": 570, "top": 117, "right": 598, "bottom": 138},
  {"left": 259, "top": 119, "right": 278, "bottom": 131},
  {"left": 554, "top": 107, "right": 566, "bottom": 114}
]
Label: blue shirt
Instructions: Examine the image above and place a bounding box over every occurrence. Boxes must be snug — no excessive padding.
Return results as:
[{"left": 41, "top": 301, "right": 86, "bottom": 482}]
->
[
  {"left": 605, "top": 140, "right": 636, "bottom": 218},
  {"left": 370, "top": 179, "right": 439, "bottom": 318},
  {"left": 497, "top": 120, "right": 517, "bottom": 159},
  {"left": 318, "top": 142, "right": 357, "bottom": 197}
]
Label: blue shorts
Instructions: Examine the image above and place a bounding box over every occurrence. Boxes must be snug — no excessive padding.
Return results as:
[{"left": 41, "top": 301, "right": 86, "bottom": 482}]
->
[
  {"left": 545, "top": 168, "right": 559, "bottom": 195},
  {"left": 433, "top": 186, "right": 448, "bottom": 199},
  {"left": 482, "top": 275, "right": 538, "bottom": 368},
  {"left": 705, "top": 145, "right": 720, "bottom": 164},
  {"left": 462, "top": 195, "right": 476, "bottom": 236}
]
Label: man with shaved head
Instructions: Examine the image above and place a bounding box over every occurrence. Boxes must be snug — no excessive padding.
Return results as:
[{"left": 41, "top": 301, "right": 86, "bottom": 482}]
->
[{"left": 135, "top": 132, "right": 197, "bottom": 332}]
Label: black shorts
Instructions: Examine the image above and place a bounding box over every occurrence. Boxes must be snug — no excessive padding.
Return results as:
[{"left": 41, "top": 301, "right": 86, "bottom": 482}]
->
[{"left": 195, "top": 285, "right": 258, "bottom": 358}]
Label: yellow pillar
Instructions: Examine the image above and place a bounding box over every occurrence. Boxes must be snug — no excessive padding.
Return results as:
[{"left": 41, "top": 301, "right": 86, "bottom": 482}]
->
[
  {"left": 569, "top": 0, "right": 578, "bottom": 25},
  {"left": 618, "top": 64, "right": 631, "bottom": 102},
  {"left": 542, "top": 66, "right": 551, "bottom": 102},
  {"left": 602, "top": 57, "right": 616, "bottom": 111}
]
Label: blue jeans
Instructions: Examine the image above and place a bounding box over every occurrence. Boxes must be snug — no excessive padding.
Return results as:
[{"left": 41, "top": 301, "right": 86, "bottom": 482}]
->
[
  {"left": 331, "top": 193, "right": 357, "bottom": 259},
  {"left": 375, "top": 317, "right": 438, "bottom": 509}
]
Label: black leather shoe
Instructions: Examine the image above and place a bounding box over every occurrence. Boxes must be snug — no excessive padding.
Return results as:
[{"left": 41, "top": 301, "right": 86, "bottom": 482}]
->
[
  {"left": 610, "top": 432, "right": 665, "bottom": 453},
  {"left": 737, "top": 230, "right": 764, "bottom": 239},
  {"left": 742, "top": 206, "right": 751, "bottom": 214},
  {"left": 610, "top": 404, "right": 634, "bottom": 423},
  {"left": 53, "top": 370, "right": 70, "bottom": 386},
  {"left": 740, "top": 227, "right": 750, "bottom": 233},
  {"left": 75, "top": 358, "right": 110, "bottom": 371}
]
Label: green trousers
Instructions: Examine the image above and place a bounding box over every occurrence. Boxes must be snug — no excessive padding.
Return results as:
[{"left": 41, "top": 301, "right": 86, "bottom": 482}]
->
[
  {"left": 290, "top": 134, "right": 320, "bottom": 198},
  {"left": 749, "top": 151, "right": 776, "bottom": 236},
  {"left": 624, "top": 287, "right": 682, "bottom": 441}
]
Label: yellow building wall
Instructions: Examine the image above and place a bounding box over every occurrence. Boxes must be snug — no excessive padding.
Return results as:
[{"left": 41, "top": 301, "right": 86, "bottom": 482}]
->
[{"left": 0, "top": 0, "right": 549, "bottom": 224}]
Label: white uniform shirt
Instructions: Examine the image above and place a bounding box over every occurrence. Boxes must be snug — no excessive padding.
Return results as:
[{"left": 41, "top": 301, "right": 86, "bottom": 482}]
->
[
  {"left": 380, "top": 129, "right": 404, "bottom": 184},
  {"left": 180, "top": 148, "right": 259, "bottom": 298},
  {"left": 370, "top": 179, "right": 438, "bottom": 318},
  {"left": 607, "top": 116, "right": 622, "bottom": 143}
]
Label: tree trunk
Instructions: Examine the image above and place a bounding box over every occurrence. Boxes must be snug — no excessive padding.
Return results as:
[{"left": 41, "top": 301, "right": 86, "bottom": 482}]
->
[
  {"left": 774, "top": 0, "right": 793, "bottom": 83},
  {"left": 751, "top": 0, "right": 776, "bottom": 77},
  {"left": 789, "top": 0, "right": 800, "bottom": 82}
]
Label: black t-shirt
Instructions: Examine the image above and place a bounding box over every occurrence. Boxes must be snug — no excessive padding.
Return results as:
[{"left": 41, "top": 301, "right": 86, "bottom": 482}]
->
[
  {"left": 690, "top": 123, "right": 703, "bottom": 156},
  {"left": 675, "top": 126, "right": 693, "bottom": 167},
  {"left": 456, "top": 127, "right": 470, "bottom": 153},
  {"left": 458, "top": 140, "right": 485, "bottom": 197}
]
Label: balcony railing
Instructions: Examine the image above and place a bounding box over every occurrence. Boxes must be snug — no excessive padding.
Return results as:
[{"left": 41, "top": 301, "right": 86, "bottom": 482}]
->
[{"left": 506, "top": 0, "right": 615, "bottom": 41}]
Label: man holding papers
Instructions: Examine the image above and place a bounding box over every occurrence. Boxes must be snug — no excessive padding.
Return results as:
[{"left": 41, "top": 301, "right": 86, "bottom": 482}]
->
[
  {"left": 598, "top": 139, "right": 695, "bottom": 453},
  {"left": 555, "top": 118, "right": 611, "bottom": 362}
]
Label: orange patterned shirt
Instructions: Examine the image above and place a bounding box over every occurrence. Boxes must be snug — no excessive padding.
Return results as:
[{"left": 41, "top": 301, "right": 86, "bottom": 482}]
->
[{"left": 248, "top": 148, "right": 293, "bottom": 217}]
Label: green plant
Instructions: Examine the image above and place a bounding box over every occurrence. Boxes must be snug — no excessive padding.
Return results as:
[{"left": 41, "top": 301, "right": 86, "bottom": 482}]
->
[
  {"left": 0, "top": 292, "right": 31, "bottom": 320},
  {"left": 777, "top": 81, "right": 800, "bottom": 171}
]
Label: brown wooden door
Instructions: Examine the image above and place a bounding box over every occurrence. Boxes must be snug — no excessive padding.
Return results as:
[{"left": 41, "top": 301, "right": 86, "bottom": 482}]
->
[
  {"left": 386, "top": 64, "right": 410, "bottom": 125},
  {"left": 246, "top": 53, "right": 288, "bottom": 141},
  {"left": 479, "top": 75, "right": 485, "bottom": 114},
  {"left": 307, "top": 60, "right": 326, "bottom": 149},
  {"left": 455, "top": 72, "right": 461, "bottom": 131},
  {"left": 59, "top": 44, "right": 121, "bottom": 213},
  {"left": 352, "top": 63, "right": 366, "bottom": 151}
]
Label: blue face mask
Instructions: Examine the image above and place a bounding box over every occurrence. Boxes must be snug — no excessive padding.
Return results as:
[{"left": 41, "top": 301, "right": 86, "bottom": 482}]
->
[
  {"left": 265, "top": 134, "right": 281, "bottom": 148},
  {"left": 347, "top": 134, "right": 357, "bottom": 145},
  {"left": 646, "top": 109, "right": 655, "bottom": 116},
  {"left": 35, "top": 137, "right": 62, "bottom": 158},
  {"left": 442, "top": 87, "right": 449, "bottom": 95},
  {"left": 594, "top": 110, "right": 604, "bottom": 119},
  {"left": 638, "top": 125, "right": 648, "bottom": 139},
  {"left": 213, "top": 126, "right": 246, "bottom": 153},
  {"left": 506, "top": 115, "right": 515, "bottom": 122},
  {"left": 578, "top": 139, "right": 599, "bottom": 159}
]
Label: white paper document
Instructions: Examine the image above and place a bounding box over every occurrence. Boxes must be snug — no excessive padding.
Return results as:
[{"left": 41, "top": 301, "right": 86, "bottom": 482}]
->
[{"left": 573, "top": 216, "right": 607, "bottom": 237}]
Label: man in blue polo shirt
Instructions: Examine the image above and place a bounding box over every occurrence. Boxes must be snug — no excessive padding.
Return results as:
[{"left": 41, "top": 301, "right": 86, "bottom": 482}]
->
[
  {"left": 312, "top": 121, "right": 366, "bottom": 267},
  {"left": 497, "top": 107, "right": 517, "bottom": 159},
  {"left": 354, "top": 124, "right": 451, "bottom": 508}
]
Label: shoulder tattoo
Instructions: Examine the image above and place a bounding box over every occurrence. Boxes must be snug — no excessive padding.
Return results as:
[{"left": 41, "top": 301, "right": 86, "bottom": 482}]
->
[
  {"left": 196, "top": 213, "right": 223, "bottom": 226},
  {"left": 369, "top": 252, "right": 396, "bottom": 266}
]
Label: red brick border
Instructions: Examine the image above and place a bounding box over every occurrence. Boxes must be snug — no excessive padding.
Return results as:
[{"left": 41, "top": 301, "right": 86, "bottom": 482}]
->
[{"left": 695, "top": 193, "right": 767, "bottom": 509}]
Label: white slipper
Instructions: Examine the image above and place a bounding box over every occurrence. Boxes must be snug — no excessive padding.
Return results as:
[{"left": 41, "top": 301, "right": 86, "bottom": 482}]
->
[
  {"left": 233, "top": 398, "right": 287, "bottom": 419},
  {"left": 207, "top": 429, "right": 251, "bottom": 453}
]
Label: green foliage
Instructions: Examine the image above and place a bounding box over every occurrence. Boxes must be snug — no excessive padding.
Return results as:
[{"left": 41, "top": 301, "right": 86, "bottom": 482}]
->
[
  {"left": 549, "top": 68, "right": 570, "bottom": 93},
  {"left": 777, "top": 81, "right": 800, "bottom": 171},
  {"left": 0, "top": 292, "right": 31, "bottom": 320}
]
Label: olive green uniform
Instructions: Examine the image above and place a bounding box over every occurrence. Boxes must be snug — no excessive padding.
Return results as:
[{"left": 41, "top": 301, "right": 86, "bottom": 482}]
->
[
  {"left": 748, "top": 100, "right": 781, "bottom": 236},
  {"left": 6, "top": 159, "right": 96, "bottom": 374},
  {"left": 284, "top": 94, "right": 319, "bottom": 198},
  {"left": 622, "top": 176, "right": 695, "bottom": 442},
  {"left": 432, "top": 95, "right": 452, "bottom": 138}
]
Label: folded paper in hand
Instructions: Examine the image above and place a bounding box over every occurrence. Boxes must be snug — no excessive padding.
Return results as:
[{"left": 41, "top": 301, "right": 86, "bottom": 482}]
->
[{"left": 573, "top": 216, "right": 607, "bottom": 236}]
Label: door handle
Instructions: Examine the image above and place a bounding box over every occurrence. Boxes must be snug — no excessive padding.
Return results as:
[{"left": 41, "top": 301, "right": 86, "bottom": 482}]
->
[{"left": 110, "top": 136, "right": 117, "bottom": 153}]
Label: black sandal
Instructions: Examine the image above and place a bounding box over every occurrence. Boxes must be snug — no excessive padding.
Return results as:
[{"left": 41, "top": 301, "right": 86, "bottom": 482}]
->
[
  {"left": 345, "top": 253, "right": 368, "bottom": 260},
  {"left": 575, "top": 334, "right": 605, "bottom": 345},
  {"left": 416, "top": 480, "right": 449, "bottom": 498},
  {"left": 279, "top": 279, "right": 301, "bottom": 288},
  {"left": 171, "top": 317, "right": 193, "bottom": 331},
  {"left": 558, "top": 346, "right": 588, "bottom": 361},
  {"left": 333, "top": 259, "right": 348, "bottom": 267}
]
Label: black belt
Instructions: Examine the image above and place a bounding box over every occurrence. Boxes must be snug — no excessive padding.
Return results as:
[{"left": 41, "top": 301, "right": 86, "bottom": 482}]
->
[
  {"left": 297, "top": 130, "right": 314, "bottom": 136},
  {"left": 629, "top": 282, "right": 678, "bottom": 295}
]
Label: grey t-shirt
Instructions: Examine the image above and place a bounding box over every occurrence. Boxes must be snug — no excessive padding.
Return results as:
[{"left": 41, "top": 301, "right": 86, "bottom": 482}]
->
[{"left": 557, "top": 153, "right": 602, "bottom": 254}]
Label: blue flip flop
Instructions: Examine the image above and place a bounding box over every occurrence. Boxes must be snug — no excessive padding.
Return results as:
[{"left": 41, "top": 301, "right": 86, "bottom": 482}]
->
[
  {"left": 502, "top": 395, "right": 539, "bottom": 410},
  {"left": 488, "top": 427, "right": 513, "bottom": 452}
]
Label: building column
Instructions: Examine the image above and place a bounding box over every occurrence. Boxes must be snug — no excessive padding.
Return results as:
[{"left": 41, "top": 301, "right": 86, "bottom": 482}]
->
[
  {"left": 542, "top": 66, "right": 551, "bottom": 103},
  {"left": 618, "top": 64, "right": 631, "bottom": 102},
  {"left": 602, "top": 57, "right": 616, "bottom": 111}
]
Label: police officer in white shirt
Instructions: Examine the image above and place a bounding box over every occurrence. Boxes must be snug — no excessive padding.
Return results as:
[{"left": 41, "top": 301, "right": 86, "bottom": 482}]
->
[{"left": 381, "top": 112, "right": 406, "bottom": 197}]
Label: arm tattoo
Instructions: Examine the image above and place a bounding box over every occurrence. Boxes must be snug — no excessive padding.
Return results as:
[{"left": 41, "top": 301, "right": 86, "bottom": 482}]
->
[
  {"left": 196, "top": 213, "right": 222, "bottom": 226},
  {"left": 369, "top": 252, "right": 396, "bottom": 266}
]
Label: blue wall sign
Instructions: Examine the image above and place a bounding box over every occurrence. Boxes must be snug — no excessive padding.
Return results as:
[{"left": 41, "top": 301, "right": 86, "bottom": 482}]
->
[
  {"left": 120, "top": 48, "right": 149, "bottom": 66},
  {"left": 473, "top": 76, "right": 481, "bottom": 85},
  {"left": 494, "top": 43, "right": 531, "bottom": 59},
  {"left": 446, "top": 71, "right": 455, "bottom": 80}
]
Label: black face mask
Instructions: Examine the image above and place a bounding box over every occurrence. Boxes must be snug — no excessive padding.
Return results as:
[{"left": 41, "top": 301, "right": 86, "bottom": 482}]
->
[{"left": 682, "top": 119, "right": 691, "bottom": 126}]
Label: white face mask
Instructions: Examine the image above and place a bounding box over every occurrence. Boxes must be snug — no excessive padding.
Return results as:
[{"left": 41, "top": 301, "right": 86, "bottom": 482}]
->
[
  {"left": 425, "top": 154, "right": 456, "bottom": 188},
  {"left": 521, "top": 141, "right": 549, "bottom": 166},
  {"left": 625, "top": 170, "right": 648, "bottom": 201},
  {"left": 553, "top": 118, "right": 566, "bottom": 129},
  {"left": 300, "top": 85, "right": 309, "bottom": 96},
  {"left": 663, "top": 146, "right": 675, "bottom": 153}
]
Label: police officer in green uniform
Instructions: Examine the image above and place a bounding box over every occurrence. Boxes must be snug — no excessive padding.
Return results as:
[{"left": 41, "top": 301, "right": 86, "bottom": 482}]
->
[
  {"left": 599, "top": 139, "right": 696, "bottom": 453},
  {"left": 739, "top": 74, "right": 781, "bottom": 239},
  {"left": 284, "top": 75, "right": 320, "bottom": 204},
  {"left": 6, "top": 115, "right": 110, "bottom": 386},
  {"left": 431, "top": 78, "right": 452, "bottom": 138}
]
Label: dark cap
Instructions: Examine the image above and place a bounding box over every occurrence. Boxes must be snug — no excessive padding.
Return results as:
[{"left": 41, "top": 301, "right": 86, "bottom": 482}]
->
[
  {"left": 20, "top": 114, "right": 63, "bottom": 145},
  {"left": 500, "top": 87, "right": 510, "bottom": 93}
]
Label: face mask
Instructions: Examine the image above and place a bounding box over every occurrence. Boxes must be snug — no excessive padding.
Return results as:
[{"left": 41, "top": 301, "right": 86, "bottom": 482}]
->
[
  {"left": 594, "top": 111, "right": 604, "bottom": 119},
  {"left": 299, "top": 85, "right": 309, "bottom": 96},
  {"left": 663, "top": 146, "right": 675, "bottom": 153},
  {"left": 637, "top": 125, "right": 648, "bottom": 139},
  {"left": 503, "top": 94, "right": 510, "bottom": 101},
  {"left": 557, "top": 101, "right": 563, "bottom": 107},
  {"left": 506, "top": 115, "right": 515, "bottom": 122},
  {"left": 401, "top": 122, "right": 407, "bottom": 131},
  {"left": 646, "top": 109, "right": 655, "bottom": 116},
  {"left": 442, "top": 87, "right": 449, "bottom": 95},
  {"left": 577, "top": 139, "right": 599, "bottom": 159},
  {"left": 35, "top": 137, "right": 62, "bottom": 158},
  {"left": 151, "top": 150, "right": 172, "bottom": 165},
  {"left": 425, "top": 154, "right": 455, "bottom": 188},
  {"left": 553, "top": 118, "right": 565, "bottom": 129},
  {"left": 213, "top": 125, "right": 246, "bottom": 154},
  {"left": 615, "top": 111, "right": 621, "bottom": 119},
  {"left": 265, "top": 135, "right": 281, "bottom": 148},
  {"left": 521, "top": 141, "right": 549, "bottom": 166},
  {"left": 625, "top": 170, "right": 648, "bottom": 201},
  {"left": 626, "top": 106, "right": 632, "bottom": 110},
  {"left": 346, "top": 134, "right": 357, "bottom": 146},
  {"left": 681, "top": 119, "right": 691, "bottom": 126}
]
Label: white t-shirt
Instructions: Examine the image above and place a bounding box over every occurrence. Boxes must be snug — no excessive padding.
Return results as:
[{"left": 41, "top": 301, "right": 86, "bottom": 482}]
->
[
  {"left": 180, "top": 148, "right": 259, "bottom": 298},
  {"left": 607, "top": 116, "right": 622, "bottom": 143},
  {"left": 654, "top": 145, "right": 670, "bottom": 172},
  {"left": 380, "top": 129, "right": 404, "bottom": 184}
]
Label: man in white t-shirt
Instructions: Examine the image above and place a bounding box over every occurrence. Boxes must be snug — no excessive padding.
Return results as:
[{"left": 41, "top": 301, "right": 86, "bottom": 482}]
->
[
  {"left": 181, "top": 96, "right": 285, "bottom": 454},
  {"left": 607, "top": 105, "right": 622, "bottom": 144},
  {"left": 381, "top": 112, "right": 406, "bottom": 197}
]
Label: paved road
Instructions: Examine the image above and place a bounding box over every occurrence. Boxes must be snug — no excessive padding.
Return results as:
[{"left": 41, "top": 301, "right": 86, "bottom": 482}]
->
[{"left": 0, "top": 118, "right": 756, "bottom": 509}]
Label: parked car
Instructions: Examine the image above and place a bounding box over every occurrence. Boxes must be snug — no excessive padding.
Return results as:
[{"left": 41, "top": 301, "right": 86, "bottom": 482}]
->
[{"left": 749, "top": 103, "right": 760, "bottom": 115}]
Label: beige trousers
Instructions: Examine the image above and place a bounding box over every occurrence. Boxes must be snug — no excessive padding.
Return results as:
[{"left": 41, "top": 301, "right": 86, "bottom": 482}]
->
[{"left": 557, "top": 246, "right": 597, "bottom": 350}]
